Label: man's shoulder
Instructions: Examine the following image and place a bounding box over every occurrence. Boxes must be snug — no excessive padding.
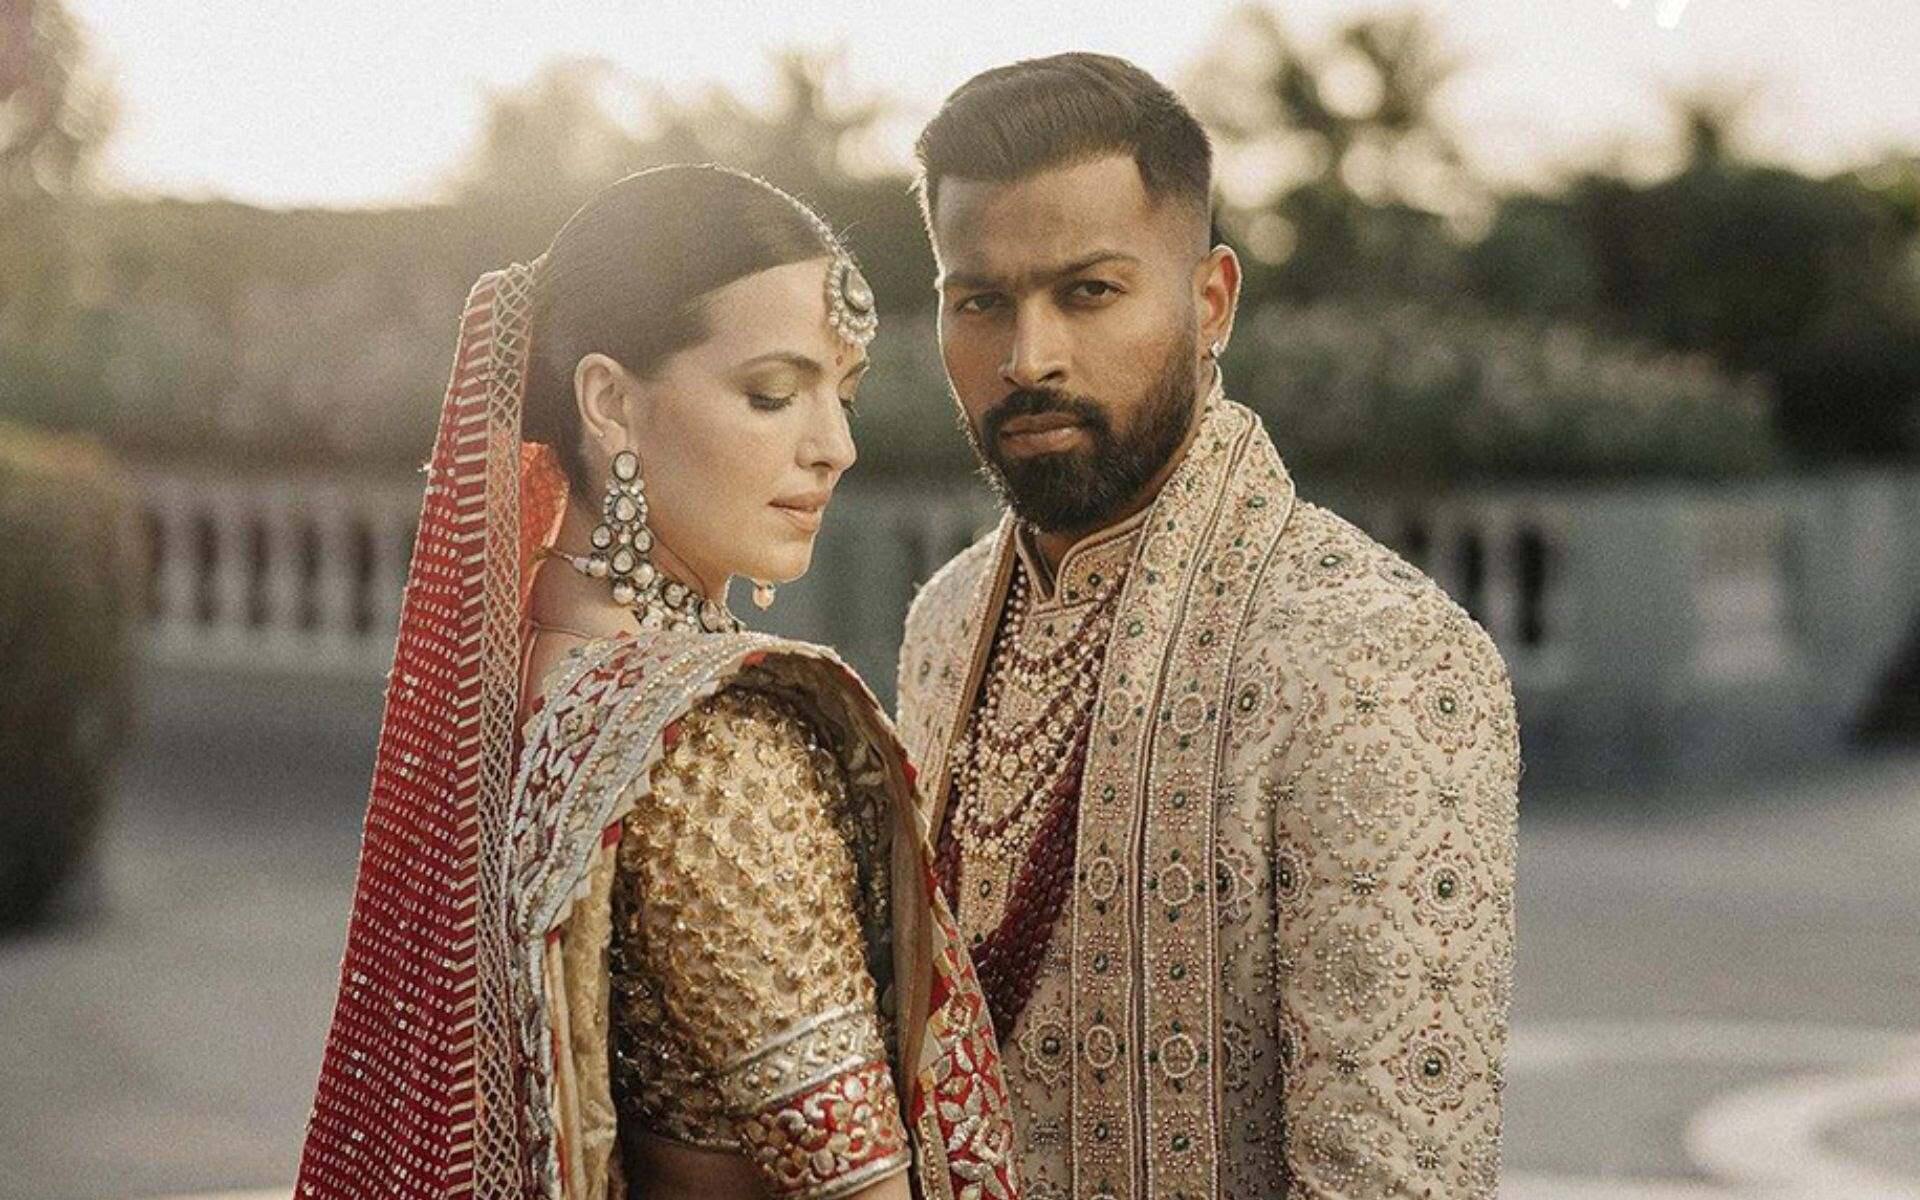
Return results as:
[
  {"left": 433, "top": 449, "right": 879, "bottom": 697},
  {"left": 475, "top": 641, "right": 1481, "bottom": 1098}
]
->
[
  {"left": 1249, "top": 499, "right": 1509, "bottom": 679},
  {"left": 904, "top": 522, "right": 1002, "bottom": 636}
]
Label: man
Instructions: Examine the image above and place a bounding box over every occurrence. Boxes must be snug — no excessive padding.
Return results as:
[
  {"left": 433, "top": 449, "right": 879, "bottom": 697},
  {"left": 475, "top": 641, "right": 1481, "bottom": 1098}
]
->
[{"left": 895, "top": 54, "right": 1520, "bottom": 1199}]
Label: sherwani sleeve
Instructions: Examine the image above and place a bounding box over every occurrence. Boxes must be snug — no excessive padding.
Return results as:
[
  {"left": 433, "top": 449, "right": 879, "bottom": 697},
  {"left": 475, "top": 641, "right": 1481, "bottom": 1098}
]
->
[
  {"left": 1269, "top": 606, "right": 1520, "bottom": 1198},
  {"left": 618, "top": 687, "right": 911, "bottom": 1199}
]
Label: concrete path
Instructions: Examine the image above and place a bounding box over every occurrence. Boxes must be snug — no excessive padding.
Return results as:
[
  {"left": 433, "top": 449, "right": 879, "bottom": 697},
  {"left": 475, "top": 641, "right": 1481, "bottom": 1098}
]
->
[{"left": 4, "top": 668, "right": 1917, "bottom": 1200}]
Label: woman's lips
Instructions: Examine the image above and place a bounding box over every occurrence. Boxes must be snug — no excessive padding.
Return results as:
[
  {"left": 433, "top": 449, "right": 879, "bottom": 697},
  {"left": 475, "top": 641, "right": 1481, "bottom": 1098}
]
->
[{"left": 770, "top": 498, "right": 827, "bottom": 533}]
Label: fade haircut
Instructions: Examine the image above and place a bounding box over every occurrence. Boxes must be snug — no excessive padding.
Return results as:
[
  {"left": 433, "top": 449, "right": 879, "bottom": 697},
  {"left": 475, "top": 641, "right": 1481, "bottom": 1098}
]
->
[{"left": 914, "top": 52, "right": 1213, "bottom": 234}]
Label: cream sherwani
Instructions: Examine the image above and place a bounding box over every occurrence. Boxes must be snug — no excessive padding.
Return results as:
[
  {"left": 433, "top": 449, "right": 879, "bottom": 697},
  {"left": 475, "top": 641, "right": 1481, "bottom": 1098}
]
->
[{"left": 897, "top": 394, "right": 1521, "bottom": 1199}]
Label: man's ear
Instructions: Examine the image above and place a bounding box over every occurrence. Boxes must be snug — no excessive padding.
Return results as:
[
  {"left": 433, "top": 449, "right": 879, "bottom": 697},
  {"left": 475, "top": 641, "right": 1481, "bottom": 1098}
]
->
[{"left": 1197, "top": 244, "right": 1241, "bottom": 356}]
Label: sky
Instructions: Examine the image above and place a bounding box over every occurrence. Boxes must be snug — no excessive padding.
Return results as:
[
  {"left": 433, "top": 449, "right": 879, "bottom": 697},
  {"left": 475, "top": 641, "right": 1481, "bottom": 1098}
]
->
[{"left": 62, "top": 0, "right": 1920, "bottom": 209}]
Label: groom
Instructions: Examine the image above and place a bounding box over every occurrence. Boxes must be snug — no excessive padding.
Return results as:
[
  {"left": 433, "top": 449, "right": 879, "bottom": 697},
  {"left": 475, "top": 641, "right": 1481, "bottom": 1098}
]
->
[{"left": 896, "top": 53, "right": 1520, "bottom": 1199}]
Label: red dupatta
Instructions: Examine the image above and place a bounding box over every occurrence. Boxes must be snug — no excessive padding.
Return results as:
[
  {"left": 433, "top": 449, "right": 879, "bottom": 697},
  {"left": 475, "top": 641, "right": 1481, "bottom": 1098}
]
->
[{"left": 296, "top": 259, "right": 565, "bottom": 1198}]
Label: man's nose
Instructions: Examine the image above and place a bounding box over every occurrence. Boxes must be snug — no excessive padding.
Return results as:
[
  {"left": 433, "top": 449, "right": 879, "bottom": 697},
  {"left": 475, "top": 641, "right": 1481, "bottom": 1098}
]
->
[{"left": 1001, "top": 302, "right": 1070, "bottom": 391}]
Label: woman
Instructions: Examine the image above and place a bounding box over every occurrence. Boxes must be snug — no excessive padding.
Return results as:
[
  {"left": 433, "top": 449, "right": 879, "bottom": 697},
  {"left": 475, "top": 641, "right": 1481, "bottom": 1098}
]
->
[{"left": 295, "top": 166, "right": 1018, "bottom": 1200}]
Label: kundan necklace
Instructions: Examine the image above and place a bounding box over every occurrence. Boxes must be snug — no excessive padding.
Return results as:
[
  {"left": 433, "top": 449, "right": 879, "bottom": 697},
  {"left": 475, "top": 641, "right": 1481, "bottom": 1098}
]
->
[{"left": 542, "top": 448, "right": 741, "bottom": 636}]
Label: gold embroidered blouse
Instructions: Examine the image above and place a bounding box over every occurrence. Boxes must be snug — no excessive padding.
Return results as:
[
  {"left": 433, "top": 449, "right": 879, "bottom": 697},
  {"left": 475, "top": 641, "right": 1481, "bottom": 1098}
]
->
[{"left": 607, "top": 685, "right": 911, "bottom": 1198}]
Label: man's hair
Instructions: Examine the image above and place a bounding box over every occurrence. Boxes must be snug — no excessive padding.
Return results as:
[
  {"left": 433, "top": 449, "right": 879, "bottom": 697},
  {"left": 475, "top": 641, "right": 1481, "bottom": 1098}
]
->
[{"left": 914, "top": 52, "right": 1213, "bottom": 231}]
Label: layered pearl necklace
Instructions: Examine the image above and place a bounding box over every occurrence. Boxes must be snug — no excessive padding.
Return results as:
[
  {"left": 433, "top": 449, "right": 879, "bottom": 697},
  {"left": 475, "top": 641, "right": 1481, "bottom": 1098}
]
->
[{"left": 947, "top": 555, "right": 1126, "bottom": 943}]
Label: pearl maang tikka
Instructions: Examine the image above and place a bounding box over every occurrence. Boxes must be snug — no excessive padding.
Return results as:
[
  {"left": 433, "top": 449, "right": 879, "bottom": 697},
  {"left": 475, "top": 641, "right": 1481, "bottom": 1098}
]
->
[{"left": 554, "top": 448, "right": 740, "bottom": 635}]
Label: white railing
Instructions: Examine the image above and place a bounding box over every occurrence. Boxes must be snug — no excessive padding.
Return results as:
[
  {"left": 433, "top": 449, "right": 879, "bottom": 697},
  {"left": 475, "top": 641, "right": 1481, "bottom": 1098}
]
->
[
  {"left": 136, "top": 468, "right": 423, "bottom": 676},
  {"left": 129, "top": 465, "right": 1920, "bottom": 783}
]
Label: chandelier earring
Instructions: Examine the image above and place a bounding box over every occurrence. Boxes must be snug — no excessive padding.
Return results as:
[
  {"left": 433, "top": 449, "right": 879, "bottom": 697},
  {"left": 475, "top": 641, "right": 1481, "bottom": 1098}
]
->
[{"left": 552, "top": 447, "right": 740, "bottom": 634}]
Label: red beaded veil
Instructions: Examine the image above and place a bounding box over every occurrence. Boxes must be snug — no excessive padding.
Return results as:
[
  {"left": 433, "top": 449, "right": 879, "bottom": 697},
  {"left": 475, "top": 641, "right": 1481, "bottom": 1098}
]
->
[{"left": 295, "top": 257, "right": 566, "bottom": 1199}]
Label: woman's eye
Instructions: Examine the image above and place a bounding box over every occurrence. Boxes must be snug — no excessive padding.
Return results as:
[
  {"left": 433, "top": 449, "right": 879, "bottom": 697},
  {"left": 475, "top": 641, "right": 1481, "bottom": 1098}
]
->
[
  {"left": 840, "top": 394, "right": 860, "bottom": 418},
  {"left": 748, "top": 393, "right": 795, "bottom": 412}
]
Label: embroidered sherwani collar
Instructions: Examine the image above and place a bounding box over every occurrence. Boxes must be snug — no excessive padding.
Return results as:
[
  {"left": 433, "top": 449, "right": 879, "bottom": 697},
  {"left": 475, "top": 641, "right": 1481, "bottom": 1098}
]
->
[
  {"left": 916, "top": 380, "right": 1270, "bottom": 844},
  {"left": 1012, "top": 508, "right": 1150, "bottom": 612}
]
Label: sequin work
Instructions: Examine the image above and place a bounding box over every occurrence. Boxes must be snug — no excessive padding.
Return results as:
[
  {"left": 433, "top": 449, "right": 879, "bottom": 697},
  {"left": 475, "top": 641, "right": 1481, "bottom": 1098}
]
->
[
  {"left": 607, "top": 686, "right": 910, "bottom": 1197},
  {"left": 898, "top": 395, "right": 1521, "bottom": 1200}
]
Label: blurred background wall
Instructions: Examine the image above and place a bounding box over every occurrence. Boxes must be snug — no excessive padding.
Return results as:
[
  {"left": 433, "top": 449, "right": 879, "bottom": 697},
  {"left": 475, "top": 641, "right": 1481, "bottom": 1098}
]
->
[{"left": 2, "top": 2, "right": 1918, "bottom": 1198}]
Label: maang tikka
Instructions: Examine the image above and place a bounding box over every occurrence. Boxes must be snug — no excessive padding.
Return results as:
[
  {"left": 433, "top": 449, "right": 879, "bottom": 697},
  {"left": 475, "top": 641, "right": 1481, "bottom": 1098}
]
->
[{"left": 554, "top": 447, "right": 741, "bottom": 634}]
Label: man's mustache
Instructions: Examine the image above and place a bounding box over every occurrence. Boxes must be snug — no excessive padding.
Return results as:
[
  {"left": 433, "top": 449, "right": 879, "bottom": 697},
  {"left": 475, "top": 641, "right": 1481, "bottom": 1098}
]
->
[{"left": 982, "top": 389, "right": 1109, "bottom": 445}]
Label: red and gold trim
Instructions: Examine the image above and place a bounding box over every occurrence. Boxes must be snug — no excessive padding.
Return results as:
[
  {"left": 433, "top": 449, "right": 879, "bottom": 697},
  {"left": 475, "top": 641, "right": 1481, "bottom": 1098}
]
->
[{"left": 738, "top": 1059, "right": 912, "bottom": 1200}]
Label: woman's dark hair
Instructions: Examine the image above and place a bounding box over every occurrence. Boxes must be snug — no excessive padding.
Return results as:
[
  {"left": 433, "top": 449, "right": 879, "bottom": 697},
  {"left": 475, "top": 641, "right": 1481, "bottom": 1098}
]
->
[
  {"left": 914, "top": 52, "right": 1212, "bottom": 229},
  {"left": 522, "top": 164, "right": 840, "bottom": 495}
]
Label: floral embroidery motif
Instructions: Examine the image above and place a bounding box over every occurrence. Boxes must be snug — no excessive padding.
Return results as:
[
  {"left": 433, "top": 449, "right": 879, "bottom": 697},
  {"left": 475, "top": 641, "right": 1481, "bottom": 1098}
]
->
[
  {"left": 1392, "top": 1027, "right": 1479, "bottom": 1113},
  {"left": 1405, "top": 838, "right": 1488, "bottom": 933},
  {"left": 913, "top": 916, "right": 1021, "bottom": 1200}
]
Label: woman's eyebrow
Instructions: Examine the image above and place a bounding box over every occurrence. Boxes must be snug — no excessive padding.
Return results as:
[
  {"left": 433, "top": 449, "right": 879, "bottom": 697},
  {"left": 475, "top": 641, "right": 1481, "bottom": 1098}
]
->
[{"left": 734, "top": 350, "right": 824, "bottom": 376}]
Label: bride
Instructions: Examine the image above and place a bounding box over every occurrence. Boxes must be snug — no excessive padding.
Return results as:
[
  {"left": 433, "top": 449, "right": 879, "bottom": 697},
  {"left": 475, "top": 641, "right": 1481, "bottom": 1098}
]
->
[{"left": 296, "top": 165, "right": 1019, "bottom": 1200}]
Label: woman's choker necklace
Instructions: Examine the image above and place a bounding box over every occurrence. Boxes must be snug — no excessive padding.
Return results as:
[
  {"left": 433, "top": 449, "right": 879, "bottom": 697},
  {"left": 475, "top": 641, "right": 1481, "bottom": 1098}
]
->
[{"left": 542, "top": 545, "right": 740, "bottom": 635}]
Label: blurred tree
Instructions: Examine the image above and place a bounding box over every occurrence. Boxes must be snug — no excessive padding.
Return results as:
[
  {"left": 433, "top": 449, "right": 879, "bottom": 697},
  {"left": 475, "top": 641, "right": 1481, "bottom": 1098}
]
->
[
  {"left": 452, "top": 50, "right": 933, "bottom": 312},
  {"left": 1227, "top": 298, "right": 1775, "bottom": 488},
  {"left": 1468, "top": 84, "right": 1920, "bottom": 462},
  {"left": 1186, "top": 4, "right": 1474, "bottom": 302},
  {"left": 1665, "top": 80, "right": 1761, "bottom": 174},
  {"left": 0, "top": 0, "right": 117, "bottom": 431},
  {"left": 0, "top": 0, "right": 112, "bottom": 200}
]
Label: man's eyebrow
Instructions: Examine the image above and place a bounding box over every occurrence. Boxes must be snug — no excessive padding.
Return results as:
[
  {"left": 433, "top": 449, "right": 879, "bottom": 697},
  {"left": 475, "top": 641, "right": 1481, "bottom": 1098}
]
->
[{"left": 939, "top": 250, "right": 1142, "bottom": 292}]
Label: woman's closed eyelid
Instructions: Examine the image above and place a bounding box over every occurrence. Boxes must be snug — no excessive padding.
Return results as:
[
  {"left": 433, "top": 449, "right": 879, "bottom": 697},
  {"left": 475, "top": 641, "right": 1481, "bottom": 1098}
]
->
[{"left": 747, "top": 391, "right": 797, "bottom": 412}]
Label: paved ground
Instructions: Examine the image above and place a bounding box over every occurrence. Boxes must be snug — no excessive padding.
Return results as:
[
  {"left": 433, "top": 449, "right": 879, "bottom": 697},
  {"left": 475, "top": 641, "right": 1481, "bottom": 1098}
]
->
[{"left": 3, "top": 667, "right": 1918, "bottom": 1200}]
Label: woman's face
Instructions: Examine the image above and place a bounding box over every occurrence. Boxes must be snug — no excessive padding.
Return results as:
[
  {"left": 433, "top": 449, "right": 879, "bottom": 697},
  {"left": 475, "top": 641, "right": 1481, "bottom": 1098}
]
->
[{"left": 594, "top": 255, "right": 865, "bottom": 593}]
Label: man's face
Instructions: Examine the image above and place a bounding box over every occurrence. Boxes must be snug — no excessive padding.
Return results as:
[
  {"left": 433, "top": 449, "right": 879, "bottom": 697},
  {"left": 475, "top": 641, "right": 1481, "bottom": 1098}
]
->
[{"left": 931, "top": 154, "right": 1213, "bottom": 536}]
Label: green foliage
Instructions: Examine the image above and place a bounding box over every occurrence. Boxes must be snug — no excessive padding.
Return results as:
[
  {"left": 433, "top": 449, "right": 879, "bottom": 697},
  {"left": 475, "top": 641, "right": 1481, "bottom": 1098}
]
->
[
  {"left": 0, "top": 425, "right": 135, "bottom": 929},
  {"left": 1227, "top": 301, "right": 1776, "bottom": 487},
  {"left": 1464, "top": 196, "right": 1601, "bottom": 317},
  {"left": 1469, "top": 162, "right": 1920, "bottom": 462}
]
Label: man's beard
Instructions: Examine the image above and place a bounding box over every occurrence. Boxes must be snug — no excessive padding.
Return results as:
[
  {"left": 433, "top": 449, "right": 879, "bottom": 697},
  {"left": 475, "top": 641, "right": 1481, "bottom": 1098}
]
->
[{"left": 960, "top": 329, "right": 1198, "bottom": 536}]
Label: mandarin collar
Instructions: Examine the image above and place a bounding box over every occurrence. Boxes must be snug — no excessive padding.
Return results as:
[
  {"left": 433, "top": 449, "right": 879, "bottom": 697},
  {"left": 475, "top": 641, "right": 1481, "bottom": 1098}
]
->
[{"left": 1012, "top": 504, "right": 1151, "bottom": 611}]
